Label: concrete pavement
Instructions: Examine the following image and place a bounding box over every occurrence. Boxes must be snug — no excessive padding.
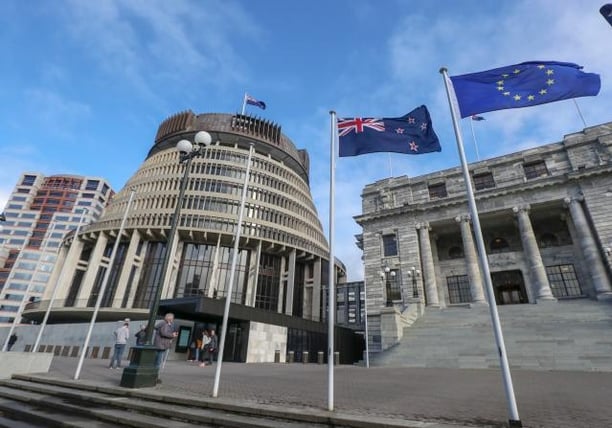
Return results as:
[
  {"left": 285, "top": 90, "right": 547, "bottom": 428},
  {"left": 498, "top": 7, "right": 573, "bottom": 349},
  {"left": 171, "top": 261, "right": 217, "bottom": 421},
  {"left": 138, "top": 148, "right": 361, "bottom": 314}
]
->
[{"left": 38, "top": 356, "right": 612, "bottom": 428}]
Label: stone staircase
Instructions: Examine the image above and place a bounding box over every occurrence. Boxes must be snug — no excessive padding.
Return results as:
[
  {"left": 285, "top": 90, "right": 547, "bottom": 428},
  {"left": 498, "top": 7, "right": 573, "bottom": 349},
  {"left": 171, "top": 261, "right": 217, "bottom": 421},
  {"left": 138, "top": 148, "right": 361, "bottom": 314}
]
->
[{"left": 370, "top": 299, "right": 612, "bottom": 371}]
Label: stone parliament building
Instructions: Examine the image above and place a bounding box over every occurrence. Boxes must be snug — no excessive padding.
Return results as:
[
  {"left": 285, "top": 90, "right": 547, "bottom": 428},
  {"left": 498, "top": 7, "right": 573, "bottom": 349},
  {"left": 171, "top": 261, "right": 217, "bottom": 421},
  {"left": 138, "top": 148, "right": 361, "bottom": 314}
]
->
[{"left": 356, "top": 122, "right": 612, "bottom": 353}]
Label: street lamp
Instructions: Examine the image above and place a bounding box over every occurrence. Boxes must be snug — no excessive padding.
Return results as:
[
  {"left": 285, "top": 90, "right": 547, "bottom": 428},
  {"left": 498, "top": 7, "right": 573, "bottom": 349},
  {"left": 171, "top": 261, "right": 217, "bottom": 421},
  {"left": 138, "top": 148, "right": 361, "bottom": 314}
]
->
[
  {"left": 407, "top": 266, "right": 421, "bottom": 298},
  {"left": 120, "top": 130, "right": 211, "bottom": 388},
  {"left": 144, "top": 130, "right": 212, "bottom": 344},
  {"left": 380, "top": 265, "right": 397, "bottom": 306}
]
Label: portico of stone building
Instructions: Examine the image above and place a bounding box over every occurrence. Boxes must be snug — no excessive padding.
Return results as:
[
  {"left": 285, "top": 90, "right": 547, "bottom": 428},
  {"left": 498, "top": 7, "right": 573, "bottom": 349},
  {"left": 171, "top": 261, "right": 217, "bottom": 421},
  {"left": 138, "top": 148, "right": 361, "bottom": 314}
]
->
[{"left": 359, "top": 194, "right": 612, "bottom": 352}]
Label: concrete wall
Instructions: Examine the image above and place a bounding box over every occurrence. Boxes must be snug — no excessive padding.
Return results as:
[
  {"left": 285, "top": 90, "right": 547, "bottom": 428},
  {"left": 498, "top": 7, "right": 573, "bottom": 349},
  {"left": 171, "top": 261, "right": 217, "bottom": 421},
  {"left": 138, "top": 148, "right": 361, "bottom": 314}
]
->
[
  {"left": 0, "top": 319, "right": 194, "bottom": 363},
  {"left": 245, "top": 321, "right": 287, "bottom": 363},
  {"left": 0, "top": 353, "right": 54, "bottom": 379}
]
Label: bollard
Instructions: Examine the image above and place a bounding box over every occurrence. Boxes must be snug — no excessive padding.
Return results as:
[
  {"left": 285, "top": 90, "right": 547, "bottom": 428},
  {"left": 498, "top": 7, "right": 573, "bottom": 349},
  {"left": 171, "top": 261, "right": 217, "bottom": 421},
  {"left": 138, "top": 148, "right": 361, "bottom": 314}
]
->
[
  {"left": 302, "top": 351, "right": 309, "bottom": 364},
  {"left": 287, "top": 351, "right": 294, "bottom": 363},
  {"left": 274, "top": 349, "right": 280, "bottom": 363},
  {"left": 334, "top": 351, "right": 340, "bottom": 365},
  {"left": 317, "top": 351, "right": 324, "bottom": 364}
]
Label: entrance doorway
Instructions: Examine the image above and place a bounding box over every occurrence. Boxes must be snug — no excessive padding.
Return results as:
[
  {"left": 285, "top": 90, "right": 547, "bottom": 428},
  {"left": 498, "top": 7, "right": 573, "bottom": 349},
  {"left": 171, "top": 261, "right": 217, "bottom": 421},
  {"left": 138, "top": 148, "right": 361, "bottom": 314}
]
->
[{"left": 490, "top": 270, "right": 528, "bottom": 305}]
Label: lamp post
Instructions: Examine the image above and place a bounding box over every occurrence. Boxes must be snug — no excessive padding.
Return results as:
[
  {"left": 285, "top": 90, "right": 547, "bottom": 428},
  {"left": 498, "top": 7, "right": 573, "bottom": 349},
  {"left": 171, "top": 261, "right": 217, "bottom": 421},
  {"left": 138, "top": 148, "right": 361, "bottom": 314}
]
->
[
  {"left": 120, "top": 130, "right": 211, "bottom": 388},
  {"left": 380, "top": 265, "right": 397, "bottom": 307},
  {"left": 143, "top": 130, "right": 212, "bottom": 345},
  {"left": 408, "top": 266, "right": 421, "bottom": 299}
]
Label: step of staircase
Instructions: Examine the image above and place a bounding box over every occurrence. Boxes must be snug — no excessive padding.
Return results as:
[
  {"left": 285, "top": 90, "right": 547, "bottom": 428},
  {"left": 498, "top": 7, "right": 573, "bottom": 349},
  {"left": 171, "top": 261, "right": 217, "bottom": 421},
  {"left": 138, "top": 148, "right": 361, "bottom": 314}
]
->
[
  {"left": 371, "top": 299, "right": 612, "bottom": 371},
  {"left": 0, "top": 375, "right": 475, "bottom": 428}
]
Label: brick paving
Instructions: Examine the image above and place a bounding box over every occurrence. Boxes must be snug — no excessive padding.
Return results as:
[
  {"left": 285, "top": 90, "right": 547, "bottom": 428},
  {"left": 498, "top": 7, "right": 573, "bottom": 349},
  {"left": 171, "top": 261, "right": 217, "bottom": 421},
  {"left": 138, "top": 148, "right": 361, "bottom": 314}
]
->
[{"left": 44, "top": 357, "right": 612, "bottom": 428}]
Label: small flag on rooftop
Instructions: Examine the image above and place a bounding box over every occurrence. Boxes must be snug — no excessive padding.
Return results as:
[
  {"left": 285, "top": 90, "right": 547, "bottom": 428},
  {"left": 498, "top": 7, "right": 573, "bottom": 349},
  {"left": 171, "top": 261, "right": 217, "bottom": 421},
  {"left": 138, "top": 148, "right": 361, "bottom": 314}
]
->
[{"left": 245, "top": 94, "right": 266, "bottom": 110}]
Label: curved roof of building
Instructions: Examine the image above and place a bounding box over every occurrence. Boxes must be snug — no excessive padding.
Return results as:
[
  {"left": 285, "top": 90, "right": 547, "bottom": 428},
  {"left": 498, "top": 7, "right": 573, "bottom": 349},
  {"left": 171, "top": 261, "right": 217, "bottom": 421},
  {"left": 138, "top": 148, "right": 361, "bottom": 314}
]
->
[{"left": 148, "top": 111, "right": 311, "bottom": 184}]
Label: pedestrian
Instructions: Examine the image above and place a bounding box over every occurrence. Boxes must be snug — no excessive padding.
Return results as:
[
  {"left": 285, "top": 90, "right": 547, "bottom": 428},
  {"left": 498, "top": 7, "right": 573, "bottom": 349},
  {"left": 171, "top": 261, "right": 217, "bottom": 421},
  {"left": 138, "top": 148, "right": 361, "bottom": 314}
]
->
[
  {"left": 109, "top": 320, "right": 130, "bottom": 369},
  {"left": 198, "top": 330, "right": 211, "bottom": 364},
  {"left": 135, "top": 324, "right": 147, "bottom": 346},
  {"left": 153, "top": 313, "right": 178, "bottom": 370},
  {"left": 7, "top": 332, "right": 18, "bottom": 351},
  {"left": 199, "top": 329, "right": 217, "bottom": 367}
]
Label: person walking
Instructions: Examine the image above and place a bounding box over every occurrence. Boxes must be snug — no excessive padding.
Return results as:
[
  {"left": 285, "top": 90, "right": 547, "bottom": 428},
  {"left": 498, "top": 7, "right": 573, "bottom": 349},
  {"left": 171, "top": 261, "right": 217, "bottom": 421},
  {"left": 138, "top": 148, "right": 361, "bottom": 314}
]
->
[
  {"left": 199, "top": 329, "right": 217, "bottom": 367},
  {"left": 7, "top": 333, "right": 18, "bottom": 351},
  {"left": 135, "top": 324, "right": 147, "bottom": 346},
  {"left": 109, "top": 320, "right": 130, "bottom": 369},
  {"left": 153, "top": 313, "right": 178, "bottom": 369}
]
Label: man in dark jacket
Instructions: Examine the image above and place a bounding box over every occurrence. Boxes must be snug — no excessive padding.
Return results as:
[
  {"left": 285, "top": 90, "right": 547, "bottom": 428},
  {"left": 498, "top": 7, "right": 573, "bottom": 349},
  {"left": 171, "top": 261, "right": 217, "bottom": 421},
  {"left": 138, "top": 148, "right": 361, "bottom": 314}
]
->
[
  {"left": 153, "top": 313, "right": 178, "bottom": 368},
  {"left": 7, "top": 333, "right": 17, "bottom": 351}
]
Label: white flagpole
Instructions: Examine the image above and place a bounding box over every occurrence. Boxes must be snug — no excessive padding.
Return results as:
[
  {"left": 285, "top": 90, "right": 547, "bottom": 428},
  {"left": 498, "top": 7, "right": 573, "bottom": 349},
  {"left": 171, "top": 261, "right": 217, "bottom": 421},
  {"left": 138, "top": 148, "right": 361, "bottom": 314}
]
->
[
  {"left": 33, "top": 208, "right": 89, "bottom": 352},
  {"left": 241, "top": 93, "right": 248, "bottom": 115},
  {"left": 387, "top": 153, "right": 393, "bottom": 177},
  {"left": 440, "top": 67, "right": 521, "bottom": 427},
  {"left": 74, "top": 188, "right": 136, "bottom": 380},
  {"left": 362, "top": 263, "right": 370, "bottom": 368},
  {"left": 572, "top": 99, "right": 588, "bottom": 128},
  {"left": 328, "top": 111, "right": 337, "bottom": 411},
  {"left": 469, "top": 118, "right": 481, "bottom": 161},
  {"left": 2, "top": 223, "right": 56, "bottom": 352},
  {"left": 213, "top": 143, "right": 254, "bottom": 398}
]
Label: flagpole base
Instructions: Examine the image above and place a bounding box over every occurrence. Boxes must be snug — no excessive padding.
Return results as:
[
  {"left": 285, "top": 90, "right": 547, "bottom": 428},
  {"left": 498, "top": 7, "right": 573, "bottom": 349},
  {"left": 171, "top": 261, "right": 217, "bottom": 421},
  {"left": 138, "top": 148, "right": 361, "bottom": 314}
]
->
[{"left": 508, "top": 419, "right": 522, "bottom": 427}]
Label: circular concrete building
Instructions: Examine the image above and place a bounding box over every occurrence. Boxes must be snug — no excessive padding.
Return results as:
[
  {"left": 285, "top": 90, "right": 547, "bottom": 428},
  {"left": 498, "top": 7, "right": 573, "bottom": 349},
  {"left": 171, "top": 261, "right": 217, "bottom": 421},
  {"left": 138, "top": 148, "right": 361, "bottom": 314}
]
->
[{"left": 23, "top": 111, "right": 359, "bottom": 363}]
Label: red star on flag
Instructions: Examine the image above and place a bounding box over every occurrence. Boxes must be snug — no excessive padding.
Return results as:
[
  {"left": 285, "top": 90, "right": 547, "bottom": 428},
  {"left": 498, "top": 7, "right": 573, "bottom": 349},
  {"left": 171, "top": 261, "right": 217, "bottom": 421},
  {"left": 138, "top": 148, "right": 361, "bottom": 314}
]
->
[{"left": 409, "top": 141, "right": 419, "bottom": 151}]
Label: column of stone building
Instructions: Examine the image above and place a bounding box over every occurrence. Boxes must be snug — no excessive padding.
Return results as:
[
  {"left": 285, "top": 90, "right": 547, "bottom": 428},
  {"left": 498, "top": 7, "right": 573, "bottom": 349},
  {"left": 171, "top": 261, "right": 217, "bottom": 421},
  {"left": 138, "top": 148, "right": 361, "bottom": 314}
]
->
[
  {"left": 455, "top": 215, "right": 486, "bottom": 304},
  {"left": 244, "top": 240, "right": 262, "bottom": 307},
  {"left": 513, "top": 205, "right": 556, "bottom": 302},
  {"left": 112, "top": 230, "right": 141, "bottom": 307},
  {"left": 284, "top": 249, "right": 297, "bottom": 315},
  {"left": 45, "top": 237, "right": 84, "bottom": 302},
  {"left": 416, "top": 222, "right": 439, "bottom": 307},
  {"left": 564, "top": 197, "right": 612, "bottom": 300},
  {"left": 76, "top": 232, "right": 108, "bottom": 305}
]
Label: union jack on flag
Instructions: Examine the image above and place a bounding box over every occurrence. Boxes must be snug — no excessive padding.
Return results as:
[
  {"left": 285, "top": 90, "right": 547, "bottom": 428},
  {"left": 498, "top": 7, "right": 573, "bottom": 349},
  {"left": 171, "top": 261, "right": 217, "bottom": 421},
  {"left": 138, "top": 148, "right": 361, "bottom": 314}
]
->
[{"left": 337, "top": 118, "right": 385, "bottom": 137}]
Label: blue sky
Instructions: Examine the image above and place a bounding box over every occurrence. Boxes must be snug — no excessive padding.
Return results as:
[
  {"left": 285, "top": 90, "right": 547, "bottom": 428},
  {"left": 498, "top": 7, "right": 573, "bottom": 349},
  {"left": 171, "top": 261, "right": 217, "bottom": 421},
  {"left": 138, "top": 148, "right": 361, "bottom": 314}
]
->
[{"left": 1, "top": 0, "right": 611, "bottom": 281}]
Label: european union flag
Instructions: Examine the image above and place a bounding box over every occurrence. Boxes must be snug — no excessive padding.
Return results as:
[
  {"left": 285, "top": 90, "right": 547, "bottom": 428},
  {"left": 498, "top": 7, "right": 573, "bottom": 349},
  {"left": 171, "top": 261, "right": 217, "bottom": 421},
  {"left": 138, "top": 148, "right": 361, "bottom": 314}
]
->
[
  {"left": 602, "top": 4, "right": 612, "bottom": 27},
  {"left": 450, "top": 61, "right": 601, "bottom": 118},
  {"left": 338, "top": 105, "right": 441, "bottom": 157}
]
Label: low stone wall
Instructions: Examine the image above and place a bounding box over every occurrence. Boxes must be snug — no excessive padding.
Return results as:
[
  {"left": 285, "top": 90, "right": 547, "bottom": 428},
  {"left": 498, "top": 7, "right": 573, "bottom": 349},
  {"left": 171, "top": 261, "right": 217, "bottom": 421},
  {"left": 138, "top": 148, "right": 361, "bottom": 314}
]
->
[
  {"left": 0, "top": 319, "right": 194, "bottom": 364},
  {"left": 0, "top": 352, "right": 54, "bottom": 379}
]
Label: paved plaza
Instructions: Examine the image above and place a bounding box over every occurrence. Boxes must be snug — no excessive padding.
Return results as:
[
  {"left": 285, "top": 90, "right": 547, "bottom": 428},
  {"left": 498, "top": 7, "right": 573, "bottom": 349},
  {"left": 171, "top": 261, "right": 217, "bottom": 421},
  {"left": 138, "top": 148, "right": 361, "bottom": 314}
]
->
[{"left": 36, "top": 356, "right": 612, "bottom": 428}]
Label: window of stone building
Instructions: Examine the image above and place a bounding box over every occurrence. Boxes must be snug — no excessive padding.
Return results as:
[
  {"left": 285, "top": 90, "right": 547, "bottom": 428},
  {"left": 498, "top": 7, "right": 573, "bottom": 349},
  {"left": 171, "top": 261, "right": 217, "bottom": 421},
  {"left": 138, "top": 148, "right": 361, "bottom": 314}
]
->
[
  {"left": 446, "top": 275, "right": 471, "bottom": 303},
  {"left": 448, "top": 246, "right": 464, "bottom": 258},
  {"left": 523, "top": 160, "right": 549, "bottom": 180},
  {"left": 538, "top": 233, "right": 559, "bottom": 248},
  {"left": 428, "top": 182, "right": 448, "bottom": 199},
  {"left": 489, "top": 237, "right": 510, "bottom": 253},
  {"left": 21, "top": 175, "right": 37, "bottom": 186},
  {"left": 472, "top": 172, "right": 496, "bottom": 190},
  {"left": 382, "top": 234, "right": 398, "bottom": 257},
  {"left": 546, "top": 264, "right": 582, "bottom": 297}
]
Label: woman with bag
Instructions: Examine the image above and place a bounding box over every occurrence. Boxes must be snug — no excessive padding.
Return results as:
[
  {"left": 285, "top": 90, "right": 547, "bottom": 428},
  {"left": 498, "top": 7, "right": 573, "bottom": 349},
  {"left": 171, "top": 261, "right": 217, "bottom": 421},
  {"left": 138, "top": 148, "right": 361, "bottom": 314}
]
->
[{"left": 198, "top": 330, "right": 211, "bottom": 366}]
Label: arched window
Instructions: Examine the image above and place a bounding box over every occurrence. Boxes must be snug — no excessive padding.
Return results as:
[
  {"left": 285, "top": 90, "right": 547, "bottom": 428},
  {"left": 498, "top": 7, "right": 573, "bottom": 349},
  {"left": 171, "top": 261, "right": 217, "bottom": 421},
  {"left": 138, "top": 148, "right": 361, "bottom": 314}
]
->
[
  {"left": 490, "top": 237, "right": 510, "bottom": 253},
  {"left": 448, "top": 246, "right": 464, "bottom": 259},
  {"left": 539, "top": 233, "right": 558, "bottom": 248}
]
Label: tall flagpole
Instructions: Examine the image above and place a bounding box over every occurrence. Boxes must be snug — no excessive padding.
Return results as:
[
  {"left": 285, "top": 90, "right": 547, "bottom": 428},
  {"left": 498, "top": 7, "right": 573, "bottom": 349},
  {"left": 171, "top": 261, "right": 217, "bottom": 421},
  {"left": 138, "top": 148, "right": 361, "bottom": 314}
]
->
[
  {"left": 469, "top": 118, "right": 481, "bottom": 161},
  {"left": 387, "top": 153, "right": 393, "bottom": 177},
  {"left": 213, "top": 143, "right": 254, "bottom": 398},
  {"left": 572, "top": 99, "right": 588, "bottom": 128},
  {"left": 33, "top": 208, "right": 89, "bottom": 352},
  {"left": 74, "top": 188, "right": 136, "bottom": 380},
  {"left": 440, "top": 68, "right": 521, "bottom": 428},
  {"left": 240, "top": 93, "right": 248, "bottom": 115},
  {"left": 362, "top": 261, "right": 370, "bottom": 368},
  {"left": 328, "top": 110, "right": 337, "bottom": 411}
]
